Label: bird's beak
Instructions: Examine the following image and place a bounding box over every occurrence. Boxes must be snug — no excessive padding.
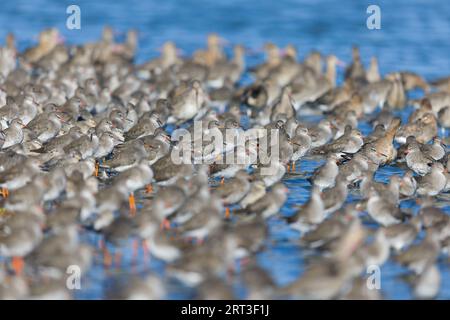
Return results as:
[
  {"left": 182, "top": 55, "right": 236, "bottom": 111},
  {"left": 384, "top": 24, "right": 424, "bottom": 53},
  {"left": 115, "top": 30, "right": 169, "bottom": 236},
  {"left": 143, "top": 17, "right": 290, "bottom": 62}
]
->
[
  {"left": 56, "top": 114, "right": 66, "bottom": 123},
  {"left": 57, "top": 34, "right": 65, "bottom": 44},
  {"left": 336, "top": 59, "right": 346, "bottom": 67}
]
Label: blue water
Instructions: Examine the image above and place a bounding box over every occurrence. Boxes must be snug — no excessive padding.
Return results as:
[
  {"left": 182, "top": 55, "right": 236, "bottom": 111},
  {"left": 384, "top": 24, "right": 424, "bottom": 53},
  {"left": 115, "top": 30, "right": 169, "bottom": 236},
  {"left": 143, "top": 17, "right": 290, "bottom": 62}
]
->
[
  {"left": 1, "top": 0, "right": 449, "bottom": 299},
  {"left": 1, "top": 0, "right": 450, "bottom": 78}
]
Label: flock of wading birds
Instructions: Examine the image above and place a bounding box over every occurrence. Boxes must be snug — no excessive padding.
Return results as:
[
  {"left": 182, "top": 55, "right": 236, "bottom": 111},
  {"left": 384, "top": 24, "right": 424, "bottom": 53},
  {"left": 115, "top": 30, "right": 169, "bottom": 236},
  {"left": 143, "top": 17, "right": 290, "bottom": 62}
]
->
[{"left": 0, "top": 27, "right": 449, "bottom": 299}]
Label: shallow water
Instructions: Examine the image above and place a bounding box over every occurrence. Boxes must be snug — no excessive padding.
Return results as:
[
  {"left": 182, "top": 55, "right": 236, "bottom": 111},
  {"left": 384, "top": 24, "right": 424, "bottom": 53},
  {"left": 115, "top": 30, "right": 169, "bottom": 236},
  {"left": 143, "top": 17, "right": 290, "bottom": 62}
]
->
[{"left": 0, "top": 0, "right": 449, "bottom": 299}]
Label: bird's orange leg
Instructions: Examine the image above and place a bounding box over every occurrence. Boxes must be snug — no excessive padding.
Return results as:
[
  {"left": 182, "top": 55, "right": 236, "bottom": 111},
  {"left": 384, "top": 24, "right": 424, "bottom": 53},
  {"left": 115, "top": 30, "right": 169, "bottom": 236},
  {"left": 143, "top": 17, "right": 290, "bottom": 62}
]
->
[
  {"left": 103, "top": 247, "right": 112, "bottom": 268},
  {"left": 11, "top": 257, "right": 24, "bottom": 276},
  {"left": 94, "top": 161, "right": 99, "bottom": 177},
  {"left": 160, "top": 218, "right": 171, "bottom": 230},
  {"left": 225, "top": 207, "right": 231, "bottom": 219},
  {"left": 132, "top": 239, "right": 139, "bottom": 260},
  {"left": 142, "top": 239, "right": 150, "bottom": 264},
  {"left": 129, "top": 193, "right": 136, "bottom": 216}
]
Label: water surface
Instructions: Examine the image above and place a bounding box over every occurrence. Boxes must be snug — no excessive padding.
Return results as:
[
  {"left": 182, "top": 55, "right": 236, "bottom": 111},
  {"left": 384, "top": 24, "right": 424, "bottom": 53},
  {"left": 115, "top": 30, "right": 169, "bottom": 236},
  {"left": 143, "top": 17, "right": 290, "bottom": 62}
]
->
[{"left": 0, "top": 0, "right": 449, "bottom": 299}]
